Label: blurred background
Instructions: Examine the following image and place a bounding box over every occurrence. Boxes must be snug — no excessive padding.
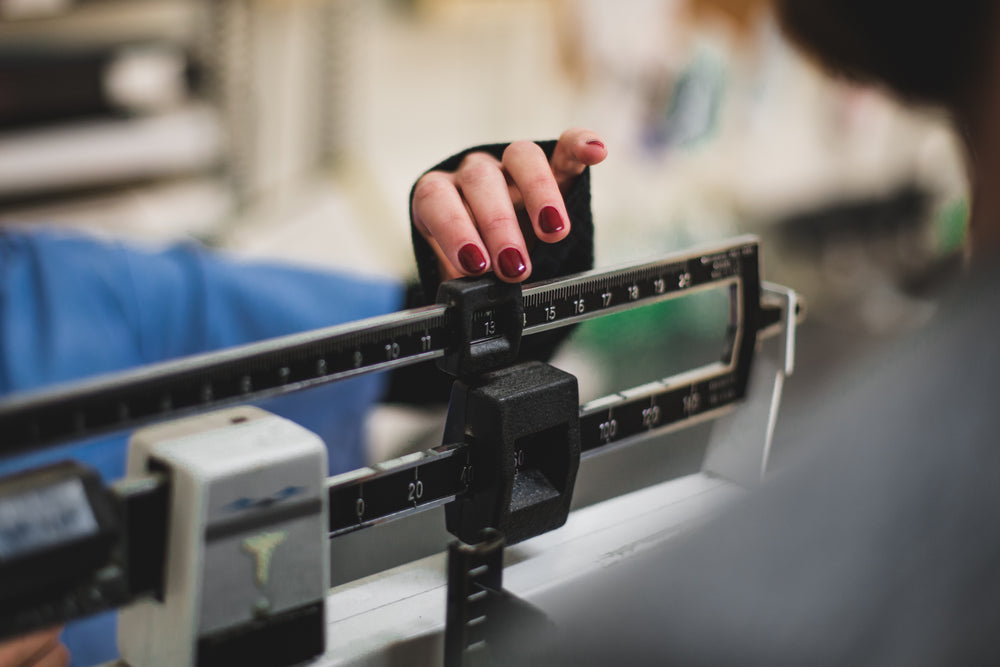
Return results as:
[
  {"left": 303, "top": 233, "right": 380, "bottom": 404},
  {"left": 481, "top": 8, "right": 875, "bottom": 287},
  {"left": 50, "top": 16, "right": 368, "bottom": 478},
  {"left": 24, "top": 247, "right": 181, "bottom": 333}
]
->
[{"left": 0, "top": 0, "right": 970, "bottom": 474}]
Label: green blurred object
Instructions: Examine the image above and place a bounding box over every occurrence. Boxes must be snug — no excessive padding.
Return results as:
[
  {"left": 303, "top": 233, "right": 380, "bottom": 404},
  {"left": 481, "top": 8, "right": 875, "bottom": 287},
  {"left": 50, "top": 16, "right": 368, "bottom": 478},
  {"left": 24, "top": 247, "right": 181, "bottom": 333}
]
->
[
  {"left": 567, "top": 288, "right": 732, "bottom": 397},
  {"left": 573, "top": 288, "right": 729, "bottom": 349},
  {"left": 935, "top": 196, "right": 969, "bottom": 254}
]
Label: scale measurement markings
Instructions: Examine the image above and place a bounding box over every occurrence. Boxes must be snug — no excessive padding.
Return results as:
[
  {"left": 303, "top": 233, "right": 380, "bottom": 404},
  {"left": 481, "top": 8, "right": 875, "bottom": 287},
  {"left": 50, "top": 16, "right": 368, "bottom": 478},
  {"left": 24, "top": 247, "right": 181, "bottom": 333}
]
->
[
  {"left": 0, "top": 308, "right": 453, "bottom": 455},
  {"left": 318, "top": 238, "right": 762, "bottom": 535},
  {"left": 579, "top": 371, "right": 740, "bottom": 453},
  {"left": 327, "top": 445, "right": 468, "bottom": 535},
  {"left": 518, "top": 247, "right": 745, "bottom": 335},
  {"left": 323, "top": 367, "right": 747, "bottom": 536},
  {"left": 1, "top": 236, "right": 775, "bottom": 643},
  {"left": 0, "top": 237, "right": 760, "bottom": 459}
]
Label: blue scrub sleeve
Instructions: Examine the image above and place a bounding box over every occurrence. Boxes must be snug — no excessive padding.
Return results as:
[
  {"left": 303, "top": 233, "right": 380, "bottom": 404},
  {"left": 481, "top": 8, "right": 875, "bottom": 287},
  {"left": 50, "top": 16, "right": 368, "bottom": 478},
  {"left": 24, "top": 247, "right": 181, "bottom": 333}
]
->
[
  {"left": 0, "top": 229, "right": 404, "bottom": 666},
  {"left": 0, "top": 228, "right": 404, "bottom": 477}
]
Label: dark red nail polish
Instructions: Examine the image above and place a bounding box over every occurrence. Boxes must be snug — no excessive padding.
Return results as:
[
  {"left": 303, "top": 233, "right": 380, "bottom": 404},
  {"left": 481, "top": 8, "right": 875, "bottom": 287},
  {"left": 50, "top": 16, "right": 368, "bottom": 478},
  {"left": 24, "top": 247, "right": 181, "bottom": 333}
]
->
[
  {"left": 587, "top": 139, "right": 605, "bottom": 149},
  {"left": 540, "top": 206, "right": 565, "bottom": 234},
  {"left": 498, "top": 248, "right": 526, "bottom": 279},
  {"left": 458, "top": 244, "right": 487, "bottom": 273}
]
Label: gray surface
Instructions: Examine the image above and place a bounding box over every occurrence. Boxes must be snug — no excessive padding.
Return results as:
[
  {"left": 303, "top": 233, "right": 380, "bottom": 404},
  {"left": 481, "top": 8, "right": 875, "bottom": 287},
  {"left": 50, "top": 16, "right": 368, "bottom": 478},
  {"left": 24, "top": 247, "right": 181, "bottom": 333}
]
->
[{"left": 526, "top": 263, "right": 1000, "bottom": 666}]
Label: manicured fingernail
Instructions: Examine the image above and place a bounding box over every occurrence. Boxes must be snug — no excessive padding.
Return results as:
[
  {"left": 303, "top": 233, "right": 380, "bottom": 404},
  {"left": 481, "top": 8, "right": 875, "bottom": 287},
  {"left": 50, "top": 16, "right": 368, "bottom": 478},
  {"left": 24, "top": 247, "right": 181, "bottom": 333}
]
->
[
  {"left": 458, "top": 244, "right": 487, "bottom": 273},
  {"left": 539, "top": 206, "right": 565, "bottom": 234},
  {"left": 587, "top": 139, "right": 605, "bottom": 149},
  {"left": 498, "top": 248, "right": 526, "bottom": 279}
]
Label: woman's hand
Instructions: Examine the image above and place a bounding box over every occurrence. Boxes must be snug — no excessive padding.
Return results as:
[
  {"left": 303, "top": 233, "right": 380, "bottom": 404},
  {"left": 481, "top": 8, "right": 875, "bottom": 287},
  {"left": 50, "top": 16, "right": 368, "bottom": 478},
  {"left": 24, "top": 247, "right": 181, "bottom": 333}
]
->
[
  {"left": 0, "top": 629, "right": 69, "bottom": 667},
  {"left": 411, "top": 127, "right": 607, "bottom": 284}
]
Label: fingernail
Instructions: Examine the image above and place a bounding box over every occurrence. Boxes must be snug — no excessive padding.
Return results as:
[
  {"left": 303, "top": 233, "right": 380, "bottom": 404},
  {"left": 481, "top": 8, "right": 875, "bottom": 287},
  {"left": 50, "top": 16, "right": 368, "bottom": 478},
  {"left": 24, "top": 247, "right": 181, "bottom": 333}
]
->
[
  {"left": 587, "top": 139, "right": 605, "bottom": 149},
  {"left": 459, "top": 244, "right": 487, "bottom": 273},
  {"left": 539, "top": 206, "right": 565, "bottom": 234},
  {"left": 498, "top": 248, "right": 526, "bottom": 279}
]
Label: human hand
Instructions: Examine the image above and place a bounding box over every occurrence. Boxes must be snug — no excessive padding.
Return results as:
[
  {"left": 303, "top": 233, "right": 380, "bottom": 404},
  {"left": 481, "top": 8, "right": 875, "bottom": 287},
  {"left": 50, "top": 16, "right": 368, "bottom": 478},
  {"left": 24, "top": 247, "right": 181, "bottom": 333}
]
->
[
  {"left": 411, "top": 127, "right": 607, "bottom": 284},
  {"left": 0, "top": 628, "right": 68, "bottom": 667}
]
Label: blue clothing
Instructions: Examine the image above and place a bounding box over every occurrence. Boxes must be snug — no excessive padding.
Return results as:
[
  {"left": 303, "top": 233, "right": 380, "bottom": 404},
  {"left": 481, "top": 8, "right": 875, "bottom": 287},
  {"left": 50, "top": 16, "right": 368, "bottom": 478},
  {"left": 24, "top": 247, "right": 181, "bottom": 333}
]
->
[{"left": 0, "top": 228, "right": 404, "bottom": 666}]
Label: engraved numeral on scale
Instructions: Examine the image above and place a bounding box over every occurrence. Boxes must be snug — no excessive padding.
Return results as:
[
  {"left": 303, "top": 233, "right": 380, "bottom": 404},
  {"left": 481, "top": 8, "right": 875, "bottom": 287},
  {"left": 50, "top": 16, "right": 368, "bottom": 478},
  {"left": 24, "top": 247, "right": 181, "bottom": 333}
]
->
[
  {"left": 642, "top": 405, "right": 660, "bottom": 428},
  {"left": 599, "top": 417, "right": 618, "bottom": 443},
  {"left": 513, "top": 448, "right": 525, "bottom": 471}
]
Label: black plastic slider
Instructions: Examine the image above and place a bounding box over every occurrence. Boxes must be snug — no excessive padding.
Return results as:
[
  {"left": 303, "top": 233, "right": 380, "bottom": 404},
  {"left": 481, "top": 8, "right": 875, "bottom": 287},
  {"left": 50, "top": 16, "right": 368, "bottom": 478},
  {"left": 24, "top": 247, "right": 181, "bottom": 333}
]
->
[
  {"left": 444, "top": 361, "right": 580, "bottom": 545},
  {"left": 436, "top": 277, "right": 524, "bottom": 378}
]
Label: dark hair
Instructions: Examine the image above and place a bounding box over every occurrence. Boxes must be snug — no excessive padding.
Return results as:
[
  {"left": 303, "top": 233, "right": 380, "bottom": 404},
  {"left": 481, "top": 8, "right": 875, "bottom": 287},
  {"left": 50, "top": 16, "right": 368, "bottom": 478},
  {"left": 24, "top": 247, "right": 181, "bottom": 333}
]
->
[{"left": 776, "top": 0, "right": 997, "bottom": 110}]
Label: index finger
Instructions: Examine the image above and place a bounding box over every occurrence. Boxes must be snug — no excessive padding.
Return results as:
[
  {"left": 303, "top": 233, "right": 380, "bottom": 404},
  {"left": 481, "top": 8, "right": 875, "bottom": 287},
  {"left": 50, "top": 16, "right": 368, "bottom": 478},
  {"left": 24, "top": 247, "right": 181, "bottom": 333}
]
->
[{"left": 549, "top": 127, "right": 608, "bottom": 193}]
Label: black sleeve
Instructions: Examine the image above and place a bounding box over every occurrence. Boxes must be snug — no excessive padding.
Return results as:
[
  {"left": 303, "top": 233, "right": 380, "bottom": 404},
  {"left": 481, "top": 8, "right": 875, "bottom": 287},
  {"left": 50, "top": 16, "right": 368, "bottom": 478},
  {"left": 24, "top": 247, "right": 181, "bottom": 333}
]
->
[{"left": 384, "top": 140, "right": 595, "bottom": 405}]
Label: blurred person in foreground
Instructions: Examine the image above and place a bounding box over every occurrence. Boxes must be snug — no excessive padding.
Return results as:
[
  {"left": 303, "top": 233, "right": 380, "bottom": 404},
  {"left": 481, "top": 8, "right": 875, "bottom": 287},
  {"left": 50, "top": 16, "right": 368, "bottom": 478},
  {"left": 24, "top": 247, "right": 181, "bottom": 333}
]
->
[
  {"left": 516, "top": 1, "right": 1000, "bottom": 665},
  {"left": 0, "top": 129, "right": 607, "bottom": 666}
]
